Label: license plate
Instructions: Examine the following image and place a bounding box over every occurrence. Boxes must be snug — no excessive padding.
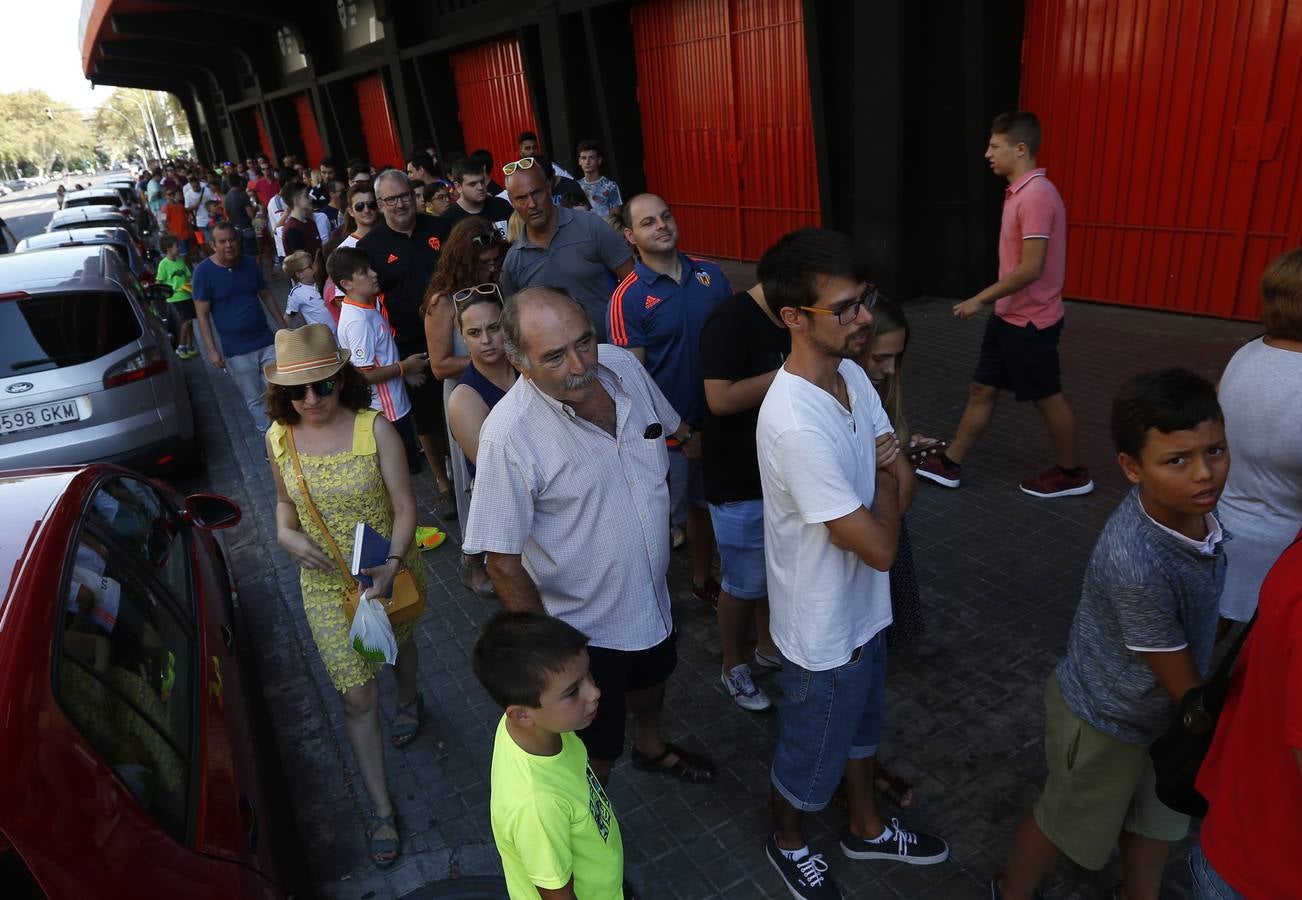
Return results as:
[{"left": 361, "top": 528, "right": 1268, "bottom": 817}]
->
[{"left": 0, "top": 400, "right": 82, "bottom": 435}]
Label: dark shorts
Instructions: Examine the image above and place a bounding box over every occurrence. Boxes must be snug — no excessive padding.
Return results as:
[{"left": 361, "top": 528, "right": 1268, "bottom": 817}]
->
[
  {"left": 167, "top": 298, "right": 196, "bottom": 323},
  {"left": 973, "top": 314, "right": 1064, "bottom": 402},
  {"left": 404, "top": 371, "right": 446, "bottom": 436},
  {"left": 391, "top": 412, "right": 423, "bottom": 475},
  {"left": 578, "top": 632, "right": 678, "bottom": 762}
]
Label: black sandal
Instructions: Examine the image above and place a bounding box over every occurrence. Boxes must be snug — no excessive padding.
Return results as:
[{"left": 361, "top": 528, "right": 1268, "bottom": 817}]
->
[
  {"left": 368, "top": 812, "right": 400, "bottom": 868},
  {"left": 630, "top": 742, "right": 716, "bottom": 783}
]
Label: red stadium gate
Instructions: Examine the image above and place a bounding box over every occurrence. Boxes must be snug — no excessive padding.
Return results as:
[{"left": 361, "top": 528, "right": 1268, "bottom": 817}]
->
[
  {"left": 293, "top": 94, "right": 325, "bottom": 168},
  {"left": 354, "top": 72, "right": 404, "bottom": 170},
  {"left": 253, "top": 107, "right": 274, "bottom": 162},
  {"left": 1021, "top": 0, "right": 1302, "bottom": 320},
  {"left": 451, "top": 37, "right": 539, "bottom": 177},
  {"left": 631, "top": 0, "right": 821, "bottom": 260}
]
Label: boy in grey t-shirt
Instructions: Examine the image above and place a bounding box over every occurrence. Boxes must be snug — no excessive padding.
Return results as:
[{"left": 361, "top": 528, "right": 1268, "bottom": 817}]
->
[{"left": 992, "top": 369, "right": 1231, "bottom": 900}]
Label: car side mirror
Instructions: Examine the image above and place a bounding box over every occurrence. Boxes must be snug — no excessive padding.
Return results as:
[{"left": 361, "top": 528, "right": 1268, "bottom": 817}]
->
[
  {"left": 145, "top": 282, "right": 172, "bottom": 303},
  {"left": 184, "top": 493, "right": 241, "bottom": 530}
]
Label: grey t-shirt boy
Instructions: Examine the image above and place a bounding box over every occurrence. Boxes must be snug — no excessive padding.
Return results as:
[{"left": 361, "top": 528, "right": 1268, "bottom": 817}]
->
[{"left": 1055, "top": 487, "right": 1228, "bottom": 744}]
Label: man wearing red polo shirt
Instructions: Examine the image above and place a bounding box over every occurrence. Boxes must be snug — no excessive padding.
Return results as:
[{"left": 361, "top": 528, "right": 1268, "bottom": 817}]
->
[{"left": 917, "top": 111, "right": 1092, "bottom": 499}]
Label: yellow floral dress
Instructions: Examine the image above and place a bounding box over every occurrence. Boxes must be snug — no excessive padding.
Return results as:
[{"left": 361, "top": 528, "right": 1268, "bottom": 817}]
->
[{"left": 269, "top": 409, "right": 424, "bottom": 693}]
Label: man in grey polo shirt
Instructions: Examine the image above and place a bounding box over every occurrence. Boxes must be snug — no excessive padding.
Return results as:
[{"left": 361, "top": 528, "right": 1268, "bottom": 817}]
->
[
  {"left": 463, "top": 286, "right": 715, "bottom": 789},
  {"left": 499, "top": 161, "right": 633, "bottom": 342}
]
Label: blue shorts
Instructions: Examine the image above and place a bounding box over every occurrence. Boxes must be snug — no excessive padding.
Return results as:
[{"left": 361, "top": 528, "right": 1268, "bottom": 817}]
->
[
  {"left": 177, "top": 238, "right": 191, "bottom": 256},
  {"left": 668, "top": 446, "right": 705, "bottom": 527},
  {"left": 708, "top": 499, "right": 766, "bottom": 600},
  {"left": 771, "top": 632, "right": 888, "bottom": 812}
]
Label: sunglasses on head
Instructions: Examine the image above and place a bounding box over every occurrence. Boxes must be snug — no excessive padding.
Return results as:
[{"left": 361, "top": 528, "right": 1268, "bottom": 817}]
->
[
  {"left": 470, "top": 233, "right": 500, "bottom": 249},
  {"left": 453, "top": 283, "right": 503, "bottom": 308},
  {"left": 284, "top": 378, "right": 337, "bottom": 401},
  {"left": 501, "top": 156, "right": 536, "bottom": 176},
  {"left": 352, "top": 200, "right": 379, "bottom": 212}
]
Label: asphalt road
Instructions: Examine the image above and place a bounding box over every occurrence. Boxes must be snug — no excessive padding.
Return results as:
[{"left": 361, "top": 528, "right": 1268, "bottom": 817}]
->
[{"left": 1, "top": 170, "right": 133, "bottom": 246}]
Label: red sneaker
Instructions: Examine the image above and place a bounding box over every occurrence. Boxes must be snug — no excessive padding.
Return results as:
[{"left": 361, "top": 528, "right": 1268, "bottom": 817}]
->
[
  {"left": 915, "top": 453, "right": 961, "bottom": 488},
  {"left": 1019, "top": 466, "right": 1094, "bottom": 498}
]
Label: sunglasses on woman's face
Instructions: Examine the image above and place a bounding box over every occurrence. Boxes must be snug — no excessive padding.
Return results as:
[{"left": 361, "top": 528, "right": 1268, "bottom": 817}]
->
[
  {"left": 453, "top": 283, "right": 503, "bottom": 308},
  {"left": 352, "top": 200, "right": 379, "bottom": 212},
  {"left": 284, "top": 378, "right": 337, "bottom": 401}
]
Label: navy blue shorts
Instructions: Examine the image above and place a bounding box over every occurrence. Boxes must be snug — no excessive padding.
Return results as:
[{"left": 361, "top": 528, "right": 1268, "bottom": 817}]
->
[
  {"left": 578, "top": 632, "right": 678, "bottom": 762},
  {"left": 973, "top": 315, "right": 1064, "bottom": 402}
]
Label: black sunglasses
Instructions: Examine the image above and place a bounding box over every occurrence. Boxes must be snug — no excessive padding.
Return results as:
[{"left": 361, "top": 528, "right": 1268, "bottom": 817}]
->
[
  {"left": 284, "top": 378, "right": 337, "bottom": 401},
  {"left": 352, "top": 200, "right": 379, "bottom": 212}
]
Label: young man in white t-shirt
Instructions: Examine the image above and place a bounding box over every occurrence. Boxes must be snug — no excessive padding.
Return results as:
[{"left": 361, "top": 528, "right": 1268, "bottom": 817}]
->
[
  {"left": 756, "top": 228, "right": 948, "bottom": 900},
  {"left": 328, "top": 247, "right": 429, "bottom": 473}
]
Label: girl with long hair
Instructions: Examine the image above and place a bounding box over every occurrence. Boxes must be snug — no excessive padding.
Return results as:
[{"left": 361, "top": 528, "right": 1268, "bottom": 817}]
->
[{"left": 421, "top": 217, "right": 507, "bottom": 585}]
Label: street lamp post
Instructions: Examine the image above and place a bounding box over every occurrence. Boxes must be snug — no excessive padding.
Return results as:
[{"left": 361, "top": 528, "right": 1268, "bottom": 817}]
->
[{"left": 46, "top": 105, "right": 155, "bottom": 169}]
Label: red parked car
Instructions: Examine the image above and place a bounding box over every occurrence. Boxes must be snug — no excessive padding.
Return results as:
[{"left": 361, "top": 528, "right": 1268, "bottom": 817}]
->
[{"left": 0, "top": 465, "right": 293, "bottom": 897}]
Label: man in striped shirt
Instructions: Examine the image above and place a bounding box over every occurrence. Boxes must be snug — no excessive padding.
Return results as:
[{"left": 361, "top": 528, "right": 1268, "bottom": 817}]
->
[{"left": 329, "top": 247, "right": 430, "bottom": 472}]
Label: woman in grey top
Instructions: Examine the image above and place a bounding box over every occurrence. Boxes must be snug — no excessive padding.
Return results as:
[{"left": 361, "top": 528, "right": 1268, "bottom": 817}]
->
[{"left": 1216, "top": 247, "right": 1302, "bottom": 621}]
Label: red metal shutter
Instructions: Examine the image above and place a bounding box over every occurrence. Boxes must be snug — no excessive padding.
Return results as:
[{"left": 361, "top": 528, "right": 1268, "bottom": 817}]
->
[
  {"left": 254, "top": 107, "right": 274, "bottom": 162},
  {"left": 451, "top": 38, "right": 539, "bottom": 177},
  {"left": 353, "top": 72, "right": 404, "bottom": 171},
  {"left": 293, "top": 94, "right": 326, "bottom": 169},
  {"left": 631, "top": 0, "right": 820, "bottom": 260},
  {"left": 1021, "top": 0, "right": 1302, "bottom": 321}
]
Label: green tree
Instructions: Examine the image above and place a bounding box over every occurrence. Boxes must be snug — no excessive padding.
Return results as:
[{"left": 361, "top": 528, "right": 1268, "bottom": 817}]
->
[
  {"left": 0, "top": 90, "right": 98, "bottom": 177},
  {"left": 96, "top": 88, "right": 192, "bottom": 163}
]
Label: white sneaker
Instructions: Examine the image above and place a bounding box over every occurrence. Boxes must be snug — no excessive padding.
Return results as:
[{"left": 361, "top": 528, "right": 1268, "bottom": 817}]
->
[
  {"left": 721, "top": 664, "right": 771, "bottom": 712},
  {"left": 754, "top": 648, "right": 783, "bottom": 670}
]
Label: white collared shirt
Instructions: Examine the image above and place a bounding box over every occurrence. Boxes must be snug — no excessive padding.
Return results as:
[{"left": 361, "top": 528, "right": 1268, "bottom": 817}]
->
[
  {"left": 1142, "top": 509, "right": 1224, "bottom": 557},
  {"left": 463, "top": 345, "right": 682, "bottom": 650}
]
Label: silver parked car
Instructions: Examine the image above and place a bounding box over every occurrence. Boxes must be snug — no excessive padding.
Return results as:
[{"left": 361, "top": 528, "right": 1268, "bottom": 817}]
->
[
  {"left": 0, "top": 245, "right": 200, "bottom": 475},
  {"left": 15, "top": 225, "right": 155, "bottom": 283}
]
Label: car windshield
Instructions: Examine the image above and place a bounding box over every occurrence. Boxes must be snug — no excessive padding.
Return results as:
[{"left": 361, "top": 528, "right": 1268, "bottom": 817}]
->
[
  {"left": 0, "top": 291, "right": 140, "bottom": 376},
  {"left": 65, "top": 197, "right": 119, "bottom": 209}
]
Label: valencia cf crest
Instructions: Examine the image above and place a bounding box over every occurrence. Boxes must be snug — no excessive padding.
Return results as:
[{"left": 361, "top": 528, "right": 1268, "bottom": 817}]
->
[
  {"left": 695, "top": 269, "right": 711, "bottom": 287},
  {"left": 428, "top": 236, "right": 441, "bottom": 251}
]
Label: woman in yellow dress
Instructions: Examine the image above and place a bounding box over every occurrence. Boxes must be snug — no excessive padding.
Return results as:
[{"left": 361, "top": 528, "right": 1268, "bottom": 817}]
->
[{"left": 264, "top": 324, "right": 425, "bottom": 868}]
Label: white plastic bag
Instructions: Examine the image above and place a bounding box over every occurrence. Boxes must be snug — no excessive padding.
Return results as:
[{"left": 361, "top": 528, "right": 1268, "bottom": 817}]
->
[{"left": 349, "top": 593, "right": 399, "bottom": 665}]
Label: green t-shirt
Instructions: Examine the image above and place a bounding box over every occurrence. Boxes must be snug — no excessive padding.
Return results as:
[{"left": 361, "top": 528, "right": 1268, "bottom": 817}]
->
[
  {"left": 489, "top": 715, "right": 624, "bottom": 899},
  {"left": 155, "top": 256, "right": 193, "bottom": 302}
]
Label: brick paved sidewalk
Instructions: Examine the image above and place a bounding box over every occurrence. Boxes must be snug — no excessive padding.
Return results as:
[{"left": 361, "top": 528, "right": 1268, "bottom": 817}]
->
[{"left": 184, "top": 266, "right": 1259, "bottom": 899}]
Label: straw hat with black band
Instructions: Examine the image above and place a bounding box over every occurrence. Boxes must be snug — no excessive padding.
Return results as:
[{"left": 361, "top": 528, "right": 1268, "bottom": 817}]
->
[{"left": 263, "top": 324, "right": 349, "bottom": 385}]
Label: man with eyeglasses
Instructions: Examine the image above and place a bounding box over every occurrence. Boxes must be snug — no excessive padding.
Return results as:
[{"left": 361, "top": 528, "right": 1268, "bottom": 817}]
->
[
  {"left": 499, "top": 159, "right": 634, "bottom": 342},
  {"left": 610, "top": 194, "right": 731, "bottom": 614},
  {"left": 756, "top": 229, "right": 946, "bottom": 899},
  {"left": 358, "top": 169, "right": 458, "bottom": 513},
  {"left": 442, "top": 158, "right": 513, "bottom": 233}
]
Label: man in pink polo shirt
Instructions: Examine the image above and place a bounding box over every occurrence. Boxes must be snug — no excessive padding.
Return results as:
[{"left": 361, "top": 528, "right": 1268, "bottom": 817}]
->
[{"left": 917, "top": 111, "right": 1092, "bottom": 499}]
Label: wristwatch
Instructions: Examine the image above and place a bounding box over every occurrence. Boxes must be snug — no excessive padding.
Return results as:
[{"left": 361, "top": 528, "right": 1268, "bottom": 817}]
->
[{"left": 681, "top": 426, "right": 696, "bottom": 444}]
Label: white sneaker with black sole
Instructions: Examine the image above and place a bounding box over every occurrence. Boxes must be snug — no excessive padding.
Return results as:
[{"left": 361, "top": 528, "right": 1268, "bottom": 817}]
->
[
  {"left": 765, "top": 834, "right": 842, "bottom": 899},
  {"left": 839, "top": 818, "right": 949, "bottom": 865},
  {"left": 721, "top": 663, "right": 771, "bottom": 712}
]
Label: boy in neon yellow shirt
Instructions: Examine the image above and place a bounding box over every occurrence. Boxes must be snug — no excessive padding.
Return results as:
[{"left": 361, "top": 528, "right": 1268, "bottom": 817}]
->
[
  {"left": 473, "top": 612, "right": 627, "bottom": 899},
  {"left": 155, "top": 233, "right": 198, "bottom": 359}
]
